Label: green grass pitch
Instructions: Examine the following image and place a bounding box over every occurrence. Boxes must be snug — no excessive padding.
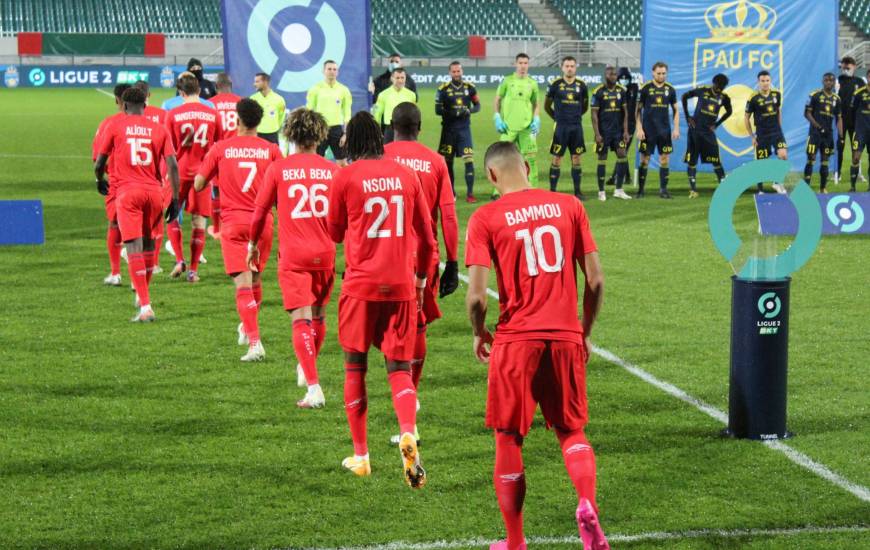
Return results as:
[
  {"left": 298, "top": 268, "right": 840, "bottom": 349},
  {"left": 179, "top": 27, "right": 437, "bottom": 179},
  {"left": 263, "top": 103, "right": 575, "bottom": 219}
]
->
[{"left": 0, "top": 86, "right": 867, "bottom": 549}]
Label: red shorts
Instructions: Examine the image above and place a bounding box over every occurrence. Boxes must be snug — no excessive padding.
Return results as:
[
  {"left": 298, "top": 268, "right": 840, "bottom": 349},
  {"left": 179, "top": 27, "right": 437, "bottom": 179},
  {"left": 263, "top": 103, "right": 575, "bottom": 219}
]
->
[
  {"left": 487, "top": 339, "right": 589, "bottom": 436},
  {"left": 278, "top": 269, "right": 335, "bottom": 311},
  {"left": 220, "top": 222, "right": 273, "bottom": 275},
  {"left": 180, "top": 179, "right": 212, "bottom": 216},
  {"left": 338, "top": 295, "right": 416, "bottom": 361},
  {"left": 420, "top": 261, "right": 442, "bottom": 325},
  {"left": 104, "top": 195, "right": 117, "bottom": 222},
  {"left": 116, "top": 187, "right": 164, "bottom": 242}
]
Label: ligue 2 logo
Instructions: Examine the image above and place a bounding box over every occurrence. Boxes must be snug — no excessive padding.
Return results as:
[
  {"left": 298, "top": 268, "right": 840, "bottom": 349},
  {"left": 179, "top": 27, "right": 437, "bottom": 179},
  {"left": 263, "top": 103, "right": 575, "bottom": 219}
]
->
[
  {"left": 757, "top": 292, "right": 781, "bottom": 319},
  {"left": 247, "top": 0, "right": 346, "bottom": 94},
  {"left": 825, "top": 195, "right": 865, "bottom": 234}
]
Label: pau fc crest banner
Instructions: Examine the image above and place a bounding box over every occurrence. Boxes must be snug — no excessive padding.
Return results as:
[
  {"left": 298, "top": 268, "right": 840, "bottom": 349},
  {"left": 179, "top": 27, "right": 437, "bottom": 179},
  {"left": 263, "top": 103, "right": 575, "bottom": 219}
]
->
[
  {"left": 221, "top": 0, "right": 371, "bottom": 111},
  {"left": 640, "top": 0, "right": 838, "bottom": 172}
]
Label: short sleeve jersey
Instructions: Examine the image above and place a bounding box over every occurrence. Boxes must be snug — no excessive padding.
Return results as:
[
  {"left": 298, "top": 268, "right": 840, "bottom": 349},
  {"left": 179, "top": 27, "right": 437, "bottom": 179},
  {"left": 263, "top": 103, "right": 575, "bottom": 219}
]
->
[
  {"left": 210, "top": 93, "right": 243, "bottom": 141},
  {"left": 93, "top": 112, "right": 125, "bottom": 198},
  {"left": 306, "top": 81, "right": 353, "bottom": 128},
  {"left": 165, "top": 102, "right": 219, "bottom": 181},
  {"left": 258, "top": 153, "right": 338, "bottom": 272},
  {"left": 497, "top": 74, "right": 539, "bottom": 132},
  {"left": 590, "top": 84, "right": 626, "bottom": 137},
  {"left": 384, "top": 140, "right": 455, "bottom": 261},
  {"left": 436, "top": 81, "right": 479, "bottom": 129},
  {"left": 745, "top": 90, "right": 783, "bottom": 137},
  {"left": 465, "top": 188, "right": 598, "bottom": 344},
  {"left": 638, "top": 81, "right": 677, "bottom": 136},
  {"left": 851, "top": 86, "right": 870, "bottom": 134},
  {"left": 197, "top": 135, "right": 281, "bottom": 226},
  {"left": 806, "top": 90, "right": 841, "bottom": 132},
  {"left": 97, "top": 114, "right": 174, "bottom": 192},
  {"left": 685, "top": 85, "right": 731, "bottom": 128},
  {"left": 546, "top": 77, "right": 588, "bottom": 126},
  {"left": 326, "top": 159, "right": 433, "bottom": 302}
]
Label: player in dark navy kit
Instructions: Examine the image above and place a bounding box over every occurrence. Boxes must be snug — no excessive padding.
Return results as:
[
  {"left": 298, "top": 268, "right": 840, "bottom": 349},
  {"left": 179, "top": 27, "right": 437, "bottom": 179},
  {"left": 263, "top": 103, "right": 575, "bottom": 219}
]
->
[
  {"left": 804, "top": 73, "right": 843, "bottom": 192},
  {"left": 849, "top": 68, "right": 870, "bottom": 192},
  {"left": 606, "top": 67, "right": 638, "bottom": 188},
  {"left": 681, "top": 74, "right": 732, "bottom": 198},
  {"left": 744, "top": 70, "right": 787, "bottom": 194},
  {"left": 545, "top": 56, "right": 588, "bottom": 198},
  {"left": 436, "top": 61, "right": 481, "bottom": 203},
  {"left": 636, "top": 61, "right": 679, "bottom": 199},
  {"left": 836, "top": 56, "right": 864, "bottom": 184},
  {"left": 590, "top": 66, "right": 631, "bottom": 201}
]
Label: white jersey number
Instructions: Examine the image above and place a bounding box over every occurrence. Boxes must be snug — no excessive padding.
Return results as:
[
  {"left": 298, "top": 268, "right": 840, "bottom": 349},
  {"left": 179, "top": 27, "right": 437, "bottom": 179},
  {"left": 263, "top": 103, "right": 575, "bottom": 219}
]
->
[
  {"left": 289, "top": 183, "right": 329, "bottom": 219},
  {"left": 180, "top": 122, "right": 209, "bottom": 147},
  {"left": 127, "top": 138, "right": 153, "bottom": 166},
  {"left": 515, "top": 225, "right": 564, "bottom": 276},
  {"left": 239, "top": 162, "right": 257, "bottom": 193},
  {"left": 364, "top": 195, "right": 404, "bottom": 238},
  {"left": 219, "top": 111, "right": 238, "bottom": 134}
]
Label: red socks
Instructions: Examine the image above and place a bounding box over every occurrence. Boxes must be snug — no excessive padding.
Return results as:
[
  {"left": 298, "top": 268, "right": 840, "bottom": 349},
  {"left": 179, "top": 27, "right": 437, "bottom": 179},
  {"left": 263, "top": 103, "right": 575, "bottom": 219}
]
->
[
  {"left": 387, "top": 370, "right": 417, "bottom": 435},
  {"left": 153, "top": 234, "right": 163, "bottom": 272},
  {"left": 127, "top": 252, "right": 150, "bottom": 307},
  {"left": 412, "top": 326, "right": 427, "bottom": 390},
  {"left": 494, "top": 431, "right": 526, "bottom": 549},
  {"left": 189, "top": 228, "right": 205, "bottom": 272},
  {"left": 167, "top": 220, "right": 184, "bottom": 263},
  {"left": 144, "top": 248, "right": 155, "bottom": 284},
  {"left": 344, "top": 365, "right": 368, "bottom": 456},
  {"left": 107, "top": 226, "right": 122, "bottom": 275},
  {"left": 293, "top": 319, "right": 318, "bottom": 385},
  {"left": 557, "top": 429, "right": 598, "bottom": 512},
  {"left": 235, "top": 287, "right": 260, "bottom": 344},
  {"left": 211, "top": 197, "right": 221, "bottom": 234},
  {"left": 252, "top": 282, "right": 263, "bottom": 308},
  {"left": 312, "top": 317, "right": 326, "bottom": 354}
]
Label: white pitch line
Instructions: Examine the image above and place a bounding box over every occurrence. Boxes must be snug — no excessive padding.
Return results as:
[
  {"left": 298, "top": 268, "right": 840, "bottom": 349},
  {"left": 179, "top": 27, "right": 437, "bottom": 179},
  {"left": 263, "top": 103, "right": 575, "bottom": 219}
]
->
[
  {"left": 450, "top": 266, "right": 870, "bottom": 503},
  {"left": 300, "top": 524, "right": 870, "bottom": 550},
  {"left": 0, "top": 152, "right": 90, "bottom": 160},
  {"left": 95, "top": 87, "right": 114, "bottom": 98}
]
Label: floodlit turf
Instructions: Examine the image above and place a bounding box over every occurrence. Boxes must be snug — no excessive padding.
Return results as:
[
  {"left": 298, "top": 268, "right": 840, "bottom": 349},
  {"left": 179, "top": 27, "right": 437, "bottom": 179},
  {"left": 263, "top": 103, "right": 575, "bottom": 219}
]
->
[{"left": 0, "top": 87, "right": 867, "bottom": 549}]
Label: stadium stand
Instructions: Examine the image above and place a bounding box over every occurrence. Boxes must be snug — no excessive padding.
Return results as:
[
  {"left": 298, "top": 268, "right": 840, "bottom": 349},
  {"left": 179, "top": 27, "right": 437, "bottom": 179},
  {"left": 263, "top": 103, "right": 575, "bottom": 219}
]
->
[
  {"left": 550, "top": 0, "right": 642, "bottom": 40},
  {"left": 371, "top": 0, "right": 537, "bottom": 36},
  {"left": 842, "top": 0, "right": 870, "bottom": 35}
]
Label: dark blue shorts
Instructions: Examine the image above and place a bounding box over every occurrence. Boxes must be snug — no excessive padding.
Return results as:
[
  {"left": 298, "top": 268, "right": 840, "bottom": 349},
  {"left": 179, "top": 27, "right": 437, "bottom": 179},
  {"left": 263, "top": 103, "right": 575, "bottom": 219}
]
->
[
  {"left": 439, "top": 126, "right": 474, "bottom": 157},
  {"left": 550, "top": 123, "right": 586, "bottom": 156}
]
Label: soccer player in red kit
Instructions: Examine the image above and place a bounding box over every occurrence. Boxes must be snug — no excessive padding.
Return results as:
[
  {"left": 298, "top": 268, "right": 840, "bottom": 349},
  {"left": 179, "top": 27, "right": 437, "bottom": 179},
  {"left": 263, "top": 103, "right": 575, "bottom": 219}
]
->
[
  {"left": 208, "top": 72, "right": 244, "bottom": 239},
  {"left": 248, "top": 108, "right": 337, "bottom": 407},
  {"left": 383, "top": 102, "right": 459, "bottom": 444},
  {"left": 92, "top": 83, "right": 132, "bottom": 286},
  {"left": 133, "top": 80, "right": 168, "bottom": 272},
  {"left": 95, "top": 87, "right": 181, "bottom": 322},
  {"left": 465, "top": 142, "right": 608, "bottom": 550},
  {"left": 195, "top": 99, "right": 281, "bottom": 361},
  {"left": 165, "top": 72, "right": 219, "bottom": 282},
  {"left": 327, "top": 112, "right": 436, "bottom": 486}
]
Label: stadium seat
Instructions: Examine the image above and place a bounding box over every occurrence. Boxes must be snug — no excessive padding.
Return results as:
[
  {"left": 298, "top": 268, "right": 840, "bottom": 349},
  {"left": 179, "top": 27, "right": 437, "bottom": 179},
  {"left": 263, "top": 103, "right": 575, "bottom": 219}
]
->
[
  {"left": 370, "top": 0, "right": 539, "bottom": 37},
  {"left": 550, "top": 0, "right": 643, "bottom": 40}
]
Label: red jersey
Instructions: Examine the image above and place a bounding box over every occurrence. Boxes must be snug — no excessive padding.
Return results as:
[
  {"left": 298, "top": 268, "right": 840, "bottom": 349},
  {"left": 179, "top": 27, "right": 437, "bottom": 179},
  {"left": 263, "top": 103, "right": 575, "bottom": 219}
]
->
[
  {"left": 465, "top": 189, "right": 598, "bottom": 343},
  {"left": 165, "top": 102, "right": 219, "bottom": 182},
  {"left": 327, "top": 158, "right": 436, "bottom": 302},
  {"left": 143, "top": 105, "right": 166, "bottom": 125},
  {"left": 97, "top": 114, "right": 175, "bottom": 192},
  {"left": 197, "top": 135, "right": 281, "bottom": 226},
  {"left": 384, "top": 140, "right": 458, "bottom": 262},
  {"left": 258, "top": 153, "right": 338, "bottom": 272},
  {"left": 210, "top": 93, "right": 243, "bottom": 141},
  {"left": 93, "top": 112, "right": 125, "bottom": 197}
]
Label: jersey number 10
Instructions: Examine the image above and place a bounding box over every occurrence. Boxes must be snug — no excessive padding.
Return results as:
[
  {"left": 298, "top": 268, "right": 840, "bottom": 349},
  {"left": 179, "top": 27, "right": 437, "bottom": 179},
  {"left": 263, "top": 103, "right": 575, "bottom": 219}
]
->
[{"left": 515, "top": 225, "right": 564, "bottom": 276}]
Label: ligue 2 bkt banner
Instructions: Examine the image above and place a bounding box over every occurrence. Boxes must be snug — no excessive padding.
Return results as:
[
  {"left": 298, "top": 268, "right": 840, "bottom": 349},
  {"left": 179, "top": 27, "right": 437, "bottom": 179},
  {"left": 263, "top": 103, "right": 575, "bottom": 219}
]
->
[
  {"left": 221, "top": 0, "right": 371, "bottom": 111},
  {"left": 641, "top": 0, "right": 839, "bottom": 172}
]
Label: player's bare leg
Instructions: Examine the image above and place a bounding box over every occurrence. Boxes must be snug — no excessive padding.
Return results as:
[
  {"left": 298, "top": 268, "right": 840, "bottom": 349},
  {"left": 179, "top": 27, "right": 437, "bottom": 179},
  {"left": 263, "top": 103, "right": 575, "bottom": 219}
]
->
[
  {"left": 187, "top": 214, "right": 207, "bottom": 282},
  {"left": 290, "top": 305, "right": 325, "bottom": 408},
  {"left": 104, "top": 221, "right": 123, "bottom": 286},
  {"left": 234, "top": 270, "right": 264, "bottom": 361},
  {"left": 637, "top": 154, "right": 650, "bottom": 198},
  {"left": 385, "top": 358, "right": 425, "bottom": 488},
  {"left": 490, "top": 430, "right": 526, "bottom": 550},
  {"left": 613, "top": 149, "right": 631, "bottom": 200},
  {"left": 658, "top": 154, "right": 672, "bottom": 199},
  {"left": 125, "top": 237, "right": 156, "bottom": 322},
  {"left": 548, "top": 154, "right": 562, "bottom": 192},
  {"left": 342, "top": 351, "right": 371, "bottom": 476}
]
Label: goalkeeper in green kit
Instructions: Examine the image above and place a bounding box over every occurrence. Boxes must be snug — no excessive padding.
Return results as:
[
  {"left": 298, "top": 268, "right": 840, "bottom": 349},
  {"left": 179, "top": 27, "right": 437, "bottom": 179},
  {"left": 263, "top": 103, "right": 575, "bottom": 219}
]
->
[{"left": 494, "top": 53, "right": 541, "bottom": 196}]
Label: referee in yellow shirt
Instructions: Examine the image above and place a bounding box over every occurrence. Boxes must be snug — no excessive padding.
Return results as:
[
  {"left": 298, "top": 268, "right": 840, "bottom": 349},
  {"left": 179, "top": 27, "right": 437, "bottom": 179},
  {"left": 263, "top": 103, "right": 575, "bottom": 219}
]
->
[
  {"left": 306, "top": 60, "right": 353, "bottom": 166},
  {"left": 250, "top": 72, "right": 286, "bottom": 144},
  {"left": 373, "top": 68, "right": 417, "bottom": 143}
]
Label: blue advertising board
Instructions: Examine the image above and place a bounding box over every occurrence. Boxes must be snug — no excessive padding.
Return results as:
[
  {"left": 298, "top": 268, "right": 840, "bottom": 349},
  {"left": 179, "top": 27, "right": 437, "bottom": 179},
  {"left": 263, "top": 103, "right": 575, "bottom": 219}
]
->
[
  {"left": 757, "top": 192, "right": 870, "bottom": 235},
  {"left": 0, "top": 64, "right": 223, "bottom": 89}
]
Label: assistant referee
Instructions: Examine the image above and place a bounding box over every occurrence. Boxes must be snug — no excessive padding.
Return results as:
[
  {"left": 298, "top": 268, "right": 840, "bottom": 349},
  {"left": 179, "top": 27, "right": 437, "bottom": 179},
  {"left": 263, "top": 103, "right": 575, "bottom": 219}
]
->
[
  {"left": 306, "top": 60, "right": 352, "bottom": 166},
  {"left": 250, "top": 72, "right": 286, "bottom": 144}
]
